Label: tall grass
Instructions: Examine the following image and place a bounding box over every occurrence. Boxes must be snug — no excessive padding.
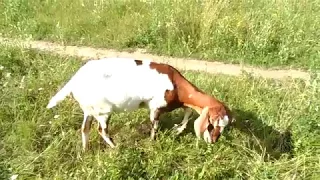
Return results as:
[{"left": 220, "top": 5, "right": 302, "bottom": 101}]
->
[
  {"left": 0, "top": 45, "right": 319, "bottom": 179},
  {"left": 0, "top": 0, "right": 319, "bottom": 69}
]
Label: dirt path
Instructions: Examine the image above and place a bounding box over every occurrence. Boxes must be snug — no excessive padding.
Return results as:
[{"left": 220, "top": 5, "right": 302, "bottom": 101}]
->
[{"left": 0, "top": 37, "right": 311, "bottom": 81}]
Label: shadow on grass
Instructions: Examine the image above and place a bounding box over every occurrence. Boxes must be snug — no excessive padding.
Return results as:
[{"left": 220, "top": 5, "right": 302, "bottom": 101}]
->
[
  {"left": 72, "top": 107, "right": 294, "bottom": 160},
  {"left": 147, "top": 108, "right": 294, "bottom": 160},
  {"left": 230, "top": 108, "right": 294, "bottom": 160}
]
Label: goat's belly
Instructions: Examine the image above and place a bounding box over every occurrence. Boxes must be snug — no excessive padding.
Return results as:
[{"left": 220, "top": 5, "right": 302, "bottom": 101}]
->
[
  {"left": 75, "top": 93, "right": 148, "bottom": 112},
  {"left": 77, "top": 99, "right": 147, "bottom": 116},
  {"left": 112, "top": 99, "right": 148, "bottom": 112}
]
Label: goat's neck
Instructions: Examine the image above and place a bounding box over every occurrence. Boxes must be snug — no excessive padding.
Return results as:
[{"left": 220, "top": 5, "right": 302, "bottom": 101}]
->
[{"left": 179, "top": 81, "right": 217, "bottom": 114}]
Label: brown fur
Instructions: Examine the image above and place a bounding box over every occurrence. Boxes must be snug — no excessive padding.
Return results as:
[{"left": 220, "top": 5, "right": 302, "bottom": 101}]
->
[
  {"left": 148, "top": 61, "right": 232, "bottom": 143},
  {"left": 134, "top": 60, "right": 143, "bottom": 66}
]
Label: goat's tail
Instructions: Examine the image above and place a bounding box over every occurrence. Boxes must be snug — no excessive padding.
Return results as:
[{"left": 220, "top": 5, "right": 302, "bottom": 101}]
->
[{"left": 46, "top": 80, "right": 73, "bottom": 109}]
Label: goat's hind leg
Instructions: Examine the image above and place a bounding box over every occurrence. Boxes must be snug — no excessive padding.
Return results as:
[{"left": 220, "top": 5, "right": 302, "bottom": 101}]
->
[
  {"left": 81, "top": 112, "right": 93, "bottom": 151},
  {"left": 150, "top": 108, "right": 162, "bottom": 140},
  {"left": 95, "top": 114, "right": 116, "bottom": 148}
]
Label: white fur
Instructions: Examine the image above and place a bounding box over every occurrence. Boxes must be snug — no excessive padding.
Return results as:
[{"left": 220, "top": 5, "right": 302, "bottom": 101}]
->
[
  {"left": 47, "top": 57, "right": 174, "bottom": 115},
  {"left": 203, "top": 129, "right": 212, "bottom": 143},
  {"left": 213, "top": 115, "right": 229, "bottom": 133},
  {"left": 221, "top": 115, "right": 229, "bottom": 127},
  {"left": 47, "top": 58, "right": 175, "bottom": 149}
]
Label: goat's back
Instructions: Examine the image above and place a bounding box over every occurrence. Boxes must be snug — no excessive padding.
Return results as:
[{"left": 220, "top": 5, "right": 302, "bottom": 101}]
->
[{"left": 69, "top": 58, "right": 174, "bottom": 111}]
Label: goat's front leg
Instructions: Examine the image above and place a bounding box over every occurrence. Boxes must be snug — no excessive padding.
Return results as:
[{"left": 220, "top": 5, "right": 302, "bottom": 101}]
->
[
  {"left": 150, "top": 108, "right": 162, "bottom": 140},
  {"left": 81, "top": 112, "right": 93, "bottom": 151},
  {"left": 174, "top": 107, "right": 193, "bottom": 134},
  {"left": 95, "top": 114, "right": 116, "bottom": 148}
]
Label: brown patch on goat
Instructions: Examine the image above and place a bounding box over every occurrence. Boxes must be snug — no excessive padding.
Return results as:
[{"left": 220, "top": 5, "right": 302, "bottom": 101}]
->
[
  {"left": 149, "top": 61, "right": 231, "bottom": 142},
  {"left": 208, "top": 106, "right": 227, "bottom": 123},
  {"left": 149, "top": 62, "right": 184, "bottom": 112},
  {"left": 149, "top": 61, "right": 229, "bottom": 111},
  {"left": 134, "top": 60, "right": 143, "bottom": 66}
]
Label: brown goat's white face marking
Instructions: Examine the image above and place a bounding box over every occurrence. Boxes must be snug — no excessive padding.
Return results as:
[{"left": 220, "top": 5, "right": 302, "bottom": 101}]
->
[
  {"left": 188, "top": 94, "right": 193, "bottom": 98},
  {"left": 212, "top": 115, "right": 229, "bottom": 133}
]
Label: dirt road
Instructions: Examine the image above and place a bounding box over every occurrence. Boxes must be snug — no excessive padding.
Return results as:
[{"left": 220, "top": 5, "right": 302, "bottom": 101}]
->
[{"left": 0, "top": 37, "right": 311, "bottom": 81}]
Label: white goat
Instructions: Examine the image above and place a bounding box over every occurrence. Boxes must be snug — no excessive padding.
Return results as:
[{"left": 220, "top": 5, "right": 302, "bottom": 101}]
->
[{"left": 47, "top": 58, "right": 231, "bottom": 151}]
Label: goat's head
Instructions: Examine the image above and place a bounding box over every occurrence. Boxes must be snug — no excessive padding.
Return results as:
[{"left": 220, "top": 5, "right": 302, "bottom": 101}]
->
[{"left": 195, "top": 106, "right": 231, "bottom": 143}]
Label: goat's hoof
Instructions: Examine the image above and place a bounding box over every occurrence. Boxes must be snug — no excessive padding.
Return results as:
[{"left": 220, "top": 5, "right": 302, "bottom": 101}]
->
[
  {"left": 150, "top": 129, "right": 157, "bottom": 140},
  {"left": 107, "top": 143, "right": 116, "bottom": 148},
  {"left": 150, "top": 136, "right": 155, "bottom": 140},
  {"left": 172, "top": 124, "right": 180, "bottom": 131},
  {"left": 108, "top": 141, "right": 116, "bottom": 148},
  {"left": 174, "top": 125, "right": 186, "bottom": 135},
  {"left": 150, "top": 134, "right": 157, "bottom": 140},
  {"left": 82, "top": 146, "right": 89, "bottom": 152}
]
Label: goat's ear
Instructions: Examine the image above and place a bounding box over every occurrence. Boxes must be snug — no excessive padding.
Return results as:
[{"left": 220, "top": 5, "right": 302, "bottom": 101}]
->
[{"left": 194, "top": 106, "right": 210, "bottom": 139}]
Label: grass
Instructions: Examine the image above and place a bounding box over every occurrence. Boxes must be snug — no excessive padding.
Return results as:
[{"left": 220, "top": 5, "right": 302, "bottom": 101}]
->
[
  {"left": 0, "top": 45, "right": 319, "bottom": 179},
  {"left": 0, "top": 0, "right": 320, "bottom": 69}
]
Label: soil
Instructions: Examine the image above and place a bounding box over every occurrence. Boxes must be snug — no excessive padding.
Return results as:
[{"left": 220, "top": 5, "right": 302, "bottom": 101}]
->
[{"left": 0, "top": 37, "right": 311, "bottom": 82}]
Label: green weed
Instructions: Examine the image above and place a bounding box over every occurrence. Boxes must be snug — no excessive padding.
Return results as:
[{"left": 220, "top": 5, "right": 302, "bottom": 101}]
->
[
  {"left": 0, "top": 45, "right": 319, "bottom": 179},
  {"left": 0, "top": 0, "right": 319, "bottom": 69}
]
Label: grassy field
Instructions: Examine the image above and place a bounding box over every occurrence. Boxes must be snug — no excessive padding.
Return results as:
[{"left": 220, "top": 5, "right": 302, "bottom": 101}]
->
[
  {"left": 0, "top": 45, "right": 319, "bottom": 179},
  {"left": 0, "top": 0, "right": 320, "bottom": 69}
]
